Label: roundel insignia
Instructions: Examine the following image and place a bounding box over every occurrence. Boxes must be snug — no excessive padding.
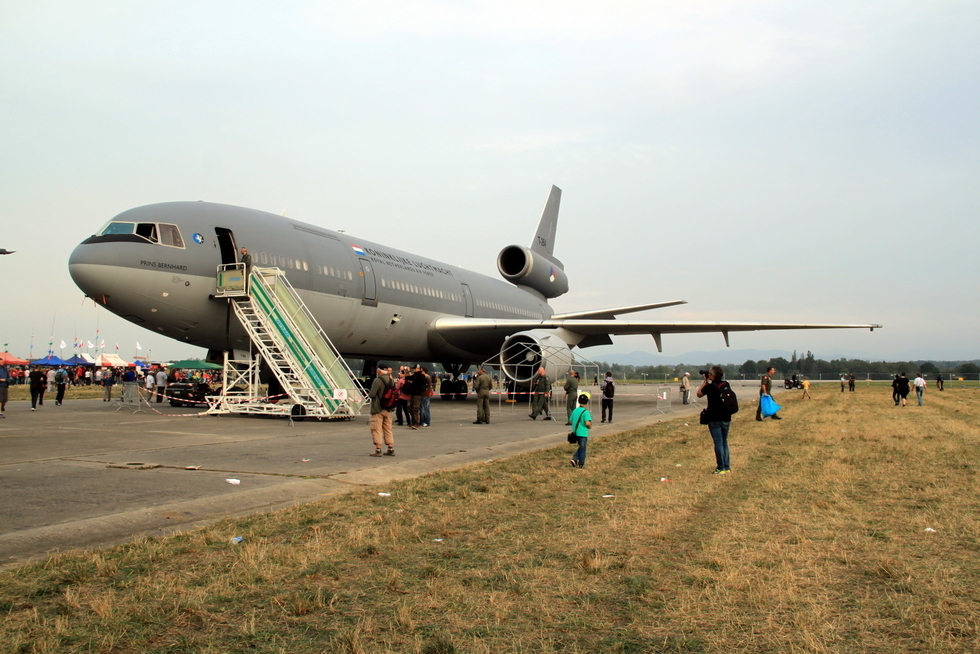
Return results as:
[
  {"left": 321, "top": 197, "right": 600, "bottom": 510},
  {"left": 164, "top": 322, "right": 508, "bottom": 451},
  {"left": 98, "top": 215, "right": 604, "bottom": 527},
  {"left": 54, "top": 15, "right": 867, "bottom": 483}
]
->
[
  {"left": 192, "top": 233, "right": 204, "bottom": 244},
  {"left": 549, "top": 266, "right": 556, "bottom": 282}
]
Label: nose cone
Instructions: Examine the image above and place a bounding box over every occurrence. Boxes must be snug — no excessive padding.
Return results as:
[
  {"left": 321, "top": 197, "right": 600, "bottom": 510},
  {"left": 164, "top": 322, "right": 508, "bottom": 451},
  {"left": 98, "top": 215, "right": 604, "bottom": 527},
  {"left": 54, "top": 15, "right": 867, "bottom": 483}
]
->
[{"left": 69, "top": 241, "right": 121, "bottom": 300}]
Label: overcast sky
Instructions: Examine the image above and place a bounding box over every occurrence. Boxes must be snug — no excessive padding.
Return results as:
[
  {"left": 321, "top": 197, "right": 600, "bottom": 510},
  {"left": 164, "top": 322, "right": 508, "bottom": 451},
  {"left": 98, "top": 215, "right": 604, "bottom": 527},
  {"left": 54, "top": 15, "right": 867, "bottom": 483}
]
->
[{"left": 1, "top": 1, "right": 977, "bottom": 363}]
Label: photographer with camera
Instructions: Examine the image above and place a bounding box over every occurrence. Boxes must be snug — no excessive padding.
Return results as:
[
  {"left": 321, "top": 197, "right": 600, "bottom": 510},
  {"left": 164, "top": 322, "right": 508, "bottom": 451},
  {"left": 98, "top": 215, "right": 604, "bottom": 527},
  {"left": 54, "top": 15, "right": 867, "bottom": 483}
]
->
[{"left": 696, "top": 366, "right": 735, "bottom": 475}]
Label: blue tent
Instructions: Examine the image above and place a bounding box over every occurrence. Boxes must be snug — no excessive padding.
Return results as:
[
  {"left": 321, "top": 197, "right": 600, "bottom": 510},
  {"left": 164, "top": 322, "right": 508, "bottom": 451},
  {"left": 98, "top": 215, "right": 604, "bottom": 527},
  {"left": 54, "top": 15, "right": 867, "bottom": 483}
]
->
[
  {"left": 133, "top": 360, "right": 151, "bottom": 369},
  {"left": 33, "top": 354, "right": 69, "bottom": 366},
  {"left": 65, "top": 354, "right": 95, "bottom": 366}
]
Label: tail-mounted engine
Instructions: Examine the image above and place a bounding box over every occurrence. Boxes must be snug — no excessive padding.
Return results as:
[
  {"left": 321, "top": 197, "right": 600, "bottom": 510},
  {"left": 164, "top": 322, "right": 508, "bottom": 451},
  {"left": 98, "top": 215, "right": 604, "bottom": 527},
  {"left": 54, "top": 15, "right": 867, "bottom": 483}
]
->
[
  {"left": 497, "top": 245, "right": 568, "bottom": 299},
  {"left": 499, "top": 329, "right": 575, "bottom": 384}
]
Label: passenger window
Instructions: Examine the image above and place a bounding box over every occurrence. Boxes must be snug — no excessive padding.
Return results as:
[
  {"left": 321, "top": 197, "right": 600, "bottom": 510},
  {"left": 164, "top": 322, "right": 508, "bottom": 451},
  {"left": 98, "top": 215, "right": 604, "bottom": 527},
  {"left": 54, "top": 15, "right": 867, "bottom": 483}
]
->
[
  {"left": 136, "top": 223, "right": 159, "bottom": 242},
  {"left": 99, "top": 222, "right": 135, "bottom": 235},
  {"left": 158, "top": 224, "right": 184, "bottom": 248},
  {"left": 260, "top": 252, "right": 268, "bottom": 264},
  {"left": 302, "top": 261, "right": 308, "bottom": 271}
]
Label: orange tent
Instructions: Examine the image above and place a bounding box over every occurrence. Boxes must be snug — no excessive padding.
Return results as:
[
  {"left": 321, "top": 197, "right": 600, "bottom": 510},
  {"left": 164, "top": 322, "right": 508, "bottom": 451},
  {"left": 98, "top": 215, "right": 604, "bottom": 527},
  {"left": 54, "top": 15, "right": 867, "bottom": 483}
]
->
[{"left": 0, "top": 352, "right": 29, "bottom": 365}]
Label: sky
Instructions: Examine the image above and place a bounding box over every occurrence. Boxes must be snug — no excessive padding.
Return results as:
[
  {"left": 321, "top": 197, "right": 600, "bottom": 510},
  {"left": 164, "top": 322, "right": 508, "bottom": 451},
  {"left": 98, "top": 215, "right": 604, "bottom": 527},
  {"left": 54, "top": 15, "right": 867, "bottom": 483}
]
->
[{"left": 1, "top": 1, "right": 977, "bottom": 364}]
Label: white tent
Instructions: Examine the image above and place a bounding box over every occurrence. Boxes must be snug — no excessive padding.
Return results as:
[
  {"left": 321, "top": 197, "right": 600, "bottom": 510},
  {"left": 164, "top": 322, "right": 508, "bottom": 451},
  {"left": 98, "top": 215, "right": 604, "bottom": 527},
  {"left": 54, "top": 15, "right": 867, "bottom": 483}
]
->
[{"left": 94, "top": 353, "right": 131, "bottom": 367}]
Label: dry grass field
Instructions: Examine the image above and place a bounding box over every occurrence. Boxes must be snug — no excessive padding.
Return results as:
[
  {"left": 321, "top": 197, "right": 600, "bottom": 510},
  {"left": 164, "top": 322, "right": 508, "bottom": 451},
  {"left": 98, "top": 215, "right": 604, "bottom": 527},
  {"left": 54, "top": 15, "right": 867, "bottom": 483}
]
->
[{"left": 2, "top": 384, "right": 979, "bottom": 653}]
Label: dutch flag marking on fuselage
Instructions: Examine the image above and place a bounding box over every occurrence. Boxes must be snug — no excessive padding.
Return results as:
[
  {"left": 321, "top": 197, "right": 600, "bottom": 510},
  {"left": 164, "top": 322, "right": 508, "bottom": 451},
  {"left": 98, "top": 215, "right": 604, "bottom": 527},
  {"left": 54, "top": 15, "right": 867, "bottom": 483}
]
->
[{"left": 351, "top": 245, "right": 367, "bottom": 256}]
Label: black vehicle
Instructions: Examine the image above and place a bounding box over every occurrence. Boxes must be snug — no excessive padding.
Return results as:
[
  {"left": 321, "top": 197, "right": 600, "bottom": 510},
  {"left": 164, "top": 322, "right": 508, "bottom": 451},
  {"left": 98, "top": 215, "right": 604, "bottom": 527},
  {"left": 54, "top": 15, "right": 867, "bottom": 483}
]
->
[
  {"left": 784, "top": 375, "right": 801, "bottom": 389},
  {"left": 167, "top": 382, "right": 213, "bottom": 407}
]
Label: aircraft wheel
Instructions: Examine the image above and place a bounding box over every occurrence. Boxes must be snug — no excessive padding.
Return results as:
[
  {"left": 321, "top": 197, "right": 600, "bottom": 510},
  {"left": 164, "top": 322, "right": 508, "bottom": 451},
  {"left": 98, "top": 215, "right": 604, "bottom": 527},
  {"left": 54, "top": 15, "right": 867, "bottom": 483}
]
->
[
  {"left": 440, "top": 379, "right": 453, "bottom": 400},
  {"left": 291, "top": 404, "right": 307, "bottom": 422},
  {"left": 454, "top": 379, "right": 469, "bottom": 400}
]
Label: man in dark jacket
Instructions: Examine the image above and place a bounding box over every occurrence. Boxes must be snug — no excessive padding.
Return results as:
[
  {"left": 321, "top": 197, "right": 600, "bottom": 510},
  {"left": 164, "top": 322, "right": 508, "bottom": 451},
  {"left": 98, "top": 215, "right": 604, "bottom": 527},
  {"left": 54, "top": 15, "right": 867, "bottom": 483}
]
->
[
  {"left": 697, "top": 366, "right": 735, "bottom": 474},
  {"left": 368, "top": 365, "right": 395, "bottom": 457}
]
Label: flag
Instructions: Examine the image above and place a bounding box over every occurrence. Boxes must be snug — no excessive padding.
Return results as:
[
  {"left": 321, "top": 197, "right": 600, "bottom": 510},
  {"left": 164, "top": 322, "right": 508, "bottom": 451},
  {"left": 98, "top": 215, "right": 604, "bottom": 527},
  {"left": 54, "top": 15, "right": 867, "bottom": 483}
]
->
[
  {"left": 60, "top": 340, "right": 67, "bottom": 349},
  {"left": 115, "top": 343, "right": 120, "bottom": 351},
  {"left": 87, "top": 340, "right": 94, "bottom": 348},
  {"left": 98, "top": 340, "right": 105, "bottom": 348},
  {"left": 136, "top": 342, "right": 142, "bottom": 350}
]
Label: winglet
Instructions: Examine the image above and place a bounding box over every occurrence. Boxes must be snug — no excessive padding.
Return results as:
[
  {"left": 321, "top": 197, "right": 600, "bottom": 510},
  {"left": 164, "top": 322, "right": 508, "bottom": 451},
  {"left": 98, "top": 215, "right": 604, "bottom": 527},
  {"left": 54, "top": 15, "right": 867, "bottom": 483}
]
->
[{"left": 530, "top": 185, "right": 561, "bottom": 259}]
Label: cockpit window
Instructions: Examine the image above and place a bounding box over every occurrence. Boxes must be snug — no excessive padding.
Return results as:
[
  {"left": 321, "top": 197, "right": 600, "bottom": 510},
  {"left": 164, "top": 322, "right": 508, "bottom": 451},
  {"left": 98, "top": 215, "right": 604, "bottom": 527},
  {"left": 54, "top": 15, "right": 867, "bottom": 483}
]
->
[
  {"left": 136, "top": 223, "right": 158, "bottom": 242},
  {"left": 100, "top": 222, "right": 136, "bottom": 235},
  {"left": 158, "top": 223, "right": 184, "bottom": 248},
  {"left": 92, "top": 220, "right": 184, "bottom": 248}
]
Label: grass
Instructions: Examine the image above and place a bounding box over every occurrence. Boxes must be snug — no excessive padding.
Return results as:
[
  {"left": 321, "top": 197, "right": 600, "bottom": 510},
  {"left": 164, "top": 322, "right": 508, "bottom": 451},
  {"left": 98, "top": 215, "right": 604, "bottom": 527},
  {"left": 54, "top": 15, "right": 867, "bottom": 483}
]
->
[{"left": 3, "top": 385, "right": 980, "bottom": 652}]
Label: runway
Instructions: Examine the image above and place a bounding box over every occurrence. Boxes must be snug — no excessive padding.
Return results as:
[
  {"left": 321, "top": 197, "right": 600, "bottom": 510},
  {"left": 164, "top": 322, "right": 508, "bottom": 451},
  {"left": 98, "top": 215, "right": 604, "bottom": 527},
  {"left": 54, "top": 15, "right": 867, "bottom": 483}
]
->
[{"left": 0, "top": 381, "right": 765, "bottom": 567}]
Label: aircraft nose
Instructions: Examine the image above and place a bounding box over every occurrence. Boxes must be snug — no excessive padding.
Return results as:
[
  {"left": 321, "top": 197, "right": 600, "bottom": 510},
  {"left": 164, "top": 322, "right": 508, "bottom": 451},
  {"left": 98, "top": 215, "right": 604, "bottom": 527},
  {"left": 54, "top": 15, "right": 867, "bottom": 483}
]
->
[{"left": 68, "top": 241, "right": 121, "bottom": 300}]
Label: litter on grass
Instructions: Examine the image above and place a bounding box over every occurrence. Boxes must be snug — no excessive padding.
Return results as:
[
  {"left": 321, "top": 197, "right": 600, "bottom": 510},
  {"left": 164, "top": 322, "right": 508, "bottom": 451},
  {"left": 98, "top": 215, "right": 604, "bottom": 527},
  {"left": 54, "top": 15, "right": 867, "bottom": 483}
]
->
[
  {"left": 225, "top": 479, "right": 241, "bottom": 485},
  {"left": 602, "top": 494, "right": 615, "bottom": 498},
  {"left": 301, "top": 458, "right": 311, "bottom": 462},
  {"left": 185, "top": 465, "right": 201, "bottom": 470},
  {"left": 230, "top": 536, "right": 243, "bottom": 544},
  {"left": 378, "top": 492, "right": 391, "bottom": 496},
  {"left": 660, "top": 477, "right": 669, "bottom": 482},
  {"left": 924, "top": 527, "right": 937, "bottom": 532},
  {"left": 433, "top": 538, "right": 443, "bottom": 542}
]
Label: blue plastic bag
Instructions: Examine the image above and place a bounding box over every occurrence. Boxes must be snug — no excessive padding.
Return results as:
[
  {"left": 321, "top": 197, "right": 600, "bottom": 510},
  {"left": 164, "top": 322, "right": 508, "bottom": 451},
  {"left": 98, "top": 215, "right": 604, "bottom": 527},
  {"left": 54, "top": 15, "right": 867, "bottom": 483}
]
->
[{"left": 760, "top": 394, "right": 781, "bottom": 417}]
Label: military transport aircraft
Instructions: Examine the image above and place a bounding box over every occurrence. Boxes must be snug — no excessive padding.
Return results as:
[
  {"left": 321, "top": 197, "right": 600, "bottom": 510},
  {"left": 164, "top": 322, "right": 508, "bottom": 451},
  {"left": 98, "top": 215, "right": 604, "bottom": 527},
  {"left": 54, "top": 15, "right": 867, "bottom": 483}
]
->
[{"left": 68, "top": 186, "right": 879, "bottom": 382}]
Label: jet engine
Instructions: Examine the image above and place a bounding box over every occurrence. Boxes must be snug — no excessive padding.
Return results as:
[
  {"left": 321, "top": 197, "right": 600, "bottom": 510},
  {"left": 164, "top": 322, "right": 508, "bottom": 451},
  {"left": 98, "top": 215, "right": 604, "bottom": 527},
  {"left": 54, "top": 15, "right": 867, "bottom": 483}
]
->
[
  {"left": 499, "top": 329, "right": 575, "bottom": 384},
  {"left": 497, "top": 245, "right": 568, "bottom": 299}
]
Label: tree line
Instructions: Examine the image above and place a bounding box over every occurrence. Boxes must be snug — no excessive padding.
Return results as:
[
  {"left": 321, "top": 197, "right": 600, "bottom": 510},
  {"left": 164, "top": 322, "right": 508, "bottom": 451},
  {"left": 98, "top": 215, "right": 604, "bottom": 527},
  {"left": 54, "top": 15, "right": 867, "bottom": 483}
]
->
[{"left": 592, "top": 350, "right": 980, "bottom": 380}]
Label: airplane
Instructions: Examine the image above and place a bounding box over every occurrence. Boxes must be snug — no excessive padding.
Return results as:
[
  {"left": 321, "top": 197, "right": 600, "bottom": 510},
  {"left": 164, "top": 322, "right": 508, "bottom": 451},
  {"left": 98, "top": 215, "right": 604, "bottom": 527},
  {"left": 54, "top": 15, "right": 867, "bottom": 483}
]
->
[
  {"left": 0, "top": 249, "right": 15, "bottom": 255},
  {"left": 68, "top": 186, "right": 880, "bottom": 383}
]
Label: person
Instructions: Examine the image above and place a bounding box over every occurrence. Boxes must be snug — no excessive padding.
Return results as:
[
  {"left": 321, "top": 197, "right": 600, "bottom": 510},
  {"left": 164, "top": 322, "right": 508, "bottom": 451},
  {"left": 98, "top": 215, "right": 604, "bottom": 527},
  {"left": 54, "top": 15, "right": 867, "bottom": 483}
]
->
[
  {"left": 102, "top": 368, "right": 116, "bottom": 401},
  {"left": 144, "top": 370, "right": 156, "bottom": 401},
  {"left": 936, "top": 373, "right": 944, "bottom": 391},
  {"left": 29, "top": 365, "right": 47, "bottom": 410},
  {"left": 528, "top": 367, "right": 552, "bottom": 420},
  {"left": 756, "top": 367, "right": 782, "bottom": 421},
  {"left": 563, "top": 371, "right": 579, "bottom": 424},
  {"left": 156, "top": 367, "right": 168, "bottom": 403},
  {"left": 840, "top": 374, "right": 846, "bottom": 393},
  {"left": 394, "top": 369, "right": 412, "bottom": 427},
  {"left": 54, "top": 365, "right": 69, "bottom": 405},
  {"left": 568, "top": 392, "right": 593, "bottom": 468},
  {"left": 473, "top": 367, "right": 492, "bottom": 424},
  {"left": 0, "top": 363, "right": 9, "bottom": 417},
  {"left": 419, "top": 366, "right": 433, "bottom": 427},
  {"left": 696, "top": 366, "right": 734, "bottom": 474},
  {"left": 891, "top": 374, "right": 901, "bottom": 405},
  {"left": 407, "top": 364, "right": 426, "bottom": 430},
  {"left": 600, "top": 371, "right": 615, "bottom": 423},
  {"left": 680, "top": 372, "right": 692, "bottom": 405},
  {"left": 913, "top": 373, "right": 926, "bottom": 406},
  {"left": 240, "top": 246, "right": 252, "bottom": 279},
  {"left": 894, "top": 372, "right": 910, "bottom": 406},
  {"left": 848, "top": 373, "right": 856, "bottom": 392},
  {"left": 801, "top": 376, "right": 811, "bottom": 399},
  {"left": 368, "top": 364, "right": 395, "bottom": 457}
]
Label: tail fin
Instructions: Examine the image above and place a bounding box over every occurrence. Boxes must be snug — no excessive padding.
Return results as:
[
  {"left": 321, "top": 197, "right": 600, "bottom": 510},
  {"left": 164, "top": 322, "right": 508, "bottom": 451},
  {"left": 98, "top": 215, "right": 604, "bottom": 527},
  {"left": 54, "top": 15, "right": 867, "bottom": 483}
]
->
[{"left": 531, "top": 185, "right": 562, "bottom": 266}]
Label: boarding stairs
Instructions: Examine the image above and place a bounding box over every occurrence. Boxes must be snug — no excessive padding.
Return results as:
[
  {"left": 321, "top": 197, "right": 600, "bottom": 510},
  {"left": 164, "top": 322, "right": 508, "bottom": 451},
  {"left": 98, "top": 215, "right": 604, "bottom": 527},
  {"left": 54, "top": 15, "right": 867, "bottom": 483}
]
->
[{"left": 208, "top": 264, "right": 366, "bottom": 420}]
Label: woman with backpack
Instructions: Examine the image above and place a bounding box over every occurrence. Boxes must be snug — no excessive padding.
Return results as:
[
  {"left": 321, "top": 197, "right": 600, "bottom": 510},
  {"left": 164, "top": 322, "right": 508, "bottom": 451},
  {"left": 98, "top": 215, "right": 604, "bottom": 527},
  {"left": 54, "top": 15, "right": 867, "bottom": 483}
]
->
[{"left": 696, "top": 366, "right": 735, "bottom": 475}]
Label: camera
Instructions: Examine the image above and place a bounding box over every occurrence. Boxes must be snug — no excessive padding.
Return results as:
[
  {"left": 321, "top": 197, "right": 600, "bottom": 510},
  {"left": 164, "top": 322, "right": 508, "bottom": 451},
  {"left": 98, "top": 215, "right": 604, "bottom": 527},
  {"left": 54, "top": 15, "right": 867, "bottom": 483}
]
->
[{"left": 698, "top": 369, "right": 710, "bottom": 376}]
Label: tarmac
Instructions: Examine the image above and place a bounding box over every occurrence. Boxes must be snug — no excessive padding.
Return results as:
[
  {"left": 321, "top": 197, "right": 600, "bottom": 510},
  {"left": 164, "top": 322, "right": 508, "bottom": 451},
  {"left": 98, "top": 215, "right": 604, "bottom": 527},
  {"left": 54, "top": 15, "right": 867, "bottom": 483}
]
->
[{"left": 0, "top": 380, "right": 768, "bottom": 567}]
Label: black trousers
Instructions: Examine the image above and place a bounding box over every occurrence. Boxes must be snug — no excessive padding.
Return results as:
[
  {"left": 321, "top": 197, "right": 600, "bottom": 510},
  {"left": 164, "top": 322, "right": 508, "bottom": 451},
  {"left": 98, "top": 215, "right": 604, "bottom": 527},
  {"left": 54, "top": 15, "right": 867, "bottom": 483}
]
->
[{"left": 601, "top": 398, "right": 613, "bottom": 421}]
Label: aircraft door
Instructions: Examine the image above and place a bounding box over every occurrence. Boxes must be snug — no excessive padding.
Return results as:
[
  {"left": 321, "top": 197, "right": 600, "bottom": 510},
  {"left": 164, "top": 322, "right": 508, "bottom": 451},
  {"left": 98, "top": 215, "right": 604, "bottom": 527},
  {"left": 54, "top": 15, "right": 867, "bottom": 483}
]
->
[
  {"left": 214, "top": 228, "right": 238, "bottom": 265},
  {"left": 359, "top": 258, "right": 378, "bottom": 307},
  {"left": 461, "top": 283, "right": 474, "bottom": 317}
]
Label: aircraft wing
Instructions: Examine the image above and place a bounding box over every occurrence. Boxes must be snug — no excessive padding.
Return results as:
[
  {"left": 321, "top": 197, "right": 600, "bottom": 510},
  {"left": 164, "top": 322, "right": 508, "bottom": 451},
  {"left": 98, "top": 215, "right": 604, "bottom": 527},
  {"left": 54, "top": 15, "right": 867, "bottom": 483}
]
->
[
  {"left": 433, "top": 317, "right": 882, "bottom": 352},
  {"left": 549, "top": 300, "right": 687, "bottom": 320}
]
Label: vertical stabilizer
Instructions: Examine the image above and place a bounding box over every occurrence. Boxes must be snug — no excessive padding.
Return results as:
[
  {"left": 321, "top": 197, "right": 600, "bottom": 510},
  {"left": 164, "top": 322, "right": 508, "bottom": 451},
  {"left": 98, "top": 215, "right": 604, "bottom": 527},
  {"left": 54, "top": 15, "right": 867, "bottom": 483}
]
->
[{"left": 531, "top": 185, "right": 562, "bottom": 263}]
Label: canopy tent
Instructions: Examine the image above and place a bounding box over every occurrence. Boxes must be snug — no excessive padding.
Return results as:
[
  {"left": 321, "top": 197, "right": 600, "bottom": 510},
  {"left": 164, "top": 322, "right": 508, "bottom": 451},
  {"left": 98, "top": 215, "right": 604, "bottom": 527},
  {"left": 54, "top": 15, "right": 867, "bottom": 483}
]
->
[
  {"left": 65, "top": 354, "right": 95, "bottom": 366},
  {"left": 133, "top": 360, "right": 151, "bottom": 369},
  {"left": 168, "top": 359, "right": 222, "bottom": 370},
  {"left": 33, "top": 354, "right": 69, "bottom": 366},
  {"left": 0, "top": 352, "right": 29, "bottom": 365},
  {"left": 94, "top": 353, "right": 132, "bottom": 367}
]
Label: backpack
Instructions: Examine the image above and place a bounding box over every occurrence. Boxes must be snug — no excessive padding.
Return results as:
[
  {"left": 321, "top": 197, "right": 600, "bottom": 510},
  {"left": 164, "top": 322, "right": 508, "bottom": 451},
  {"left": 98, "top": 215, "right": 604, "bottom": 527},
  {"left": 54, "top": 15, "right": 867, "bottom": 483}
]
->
[
  {"left": 55, "top": 369, "right": 66, "bottom": 383},
  {"left": 718, "top": 381, "right": 739, "bottom": 414},
  {"left": 379, "top": 379, "right": 399, "bottom": 411},
  {"left": 602, "top": 379, "right": 615, "bottom": 398}
]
